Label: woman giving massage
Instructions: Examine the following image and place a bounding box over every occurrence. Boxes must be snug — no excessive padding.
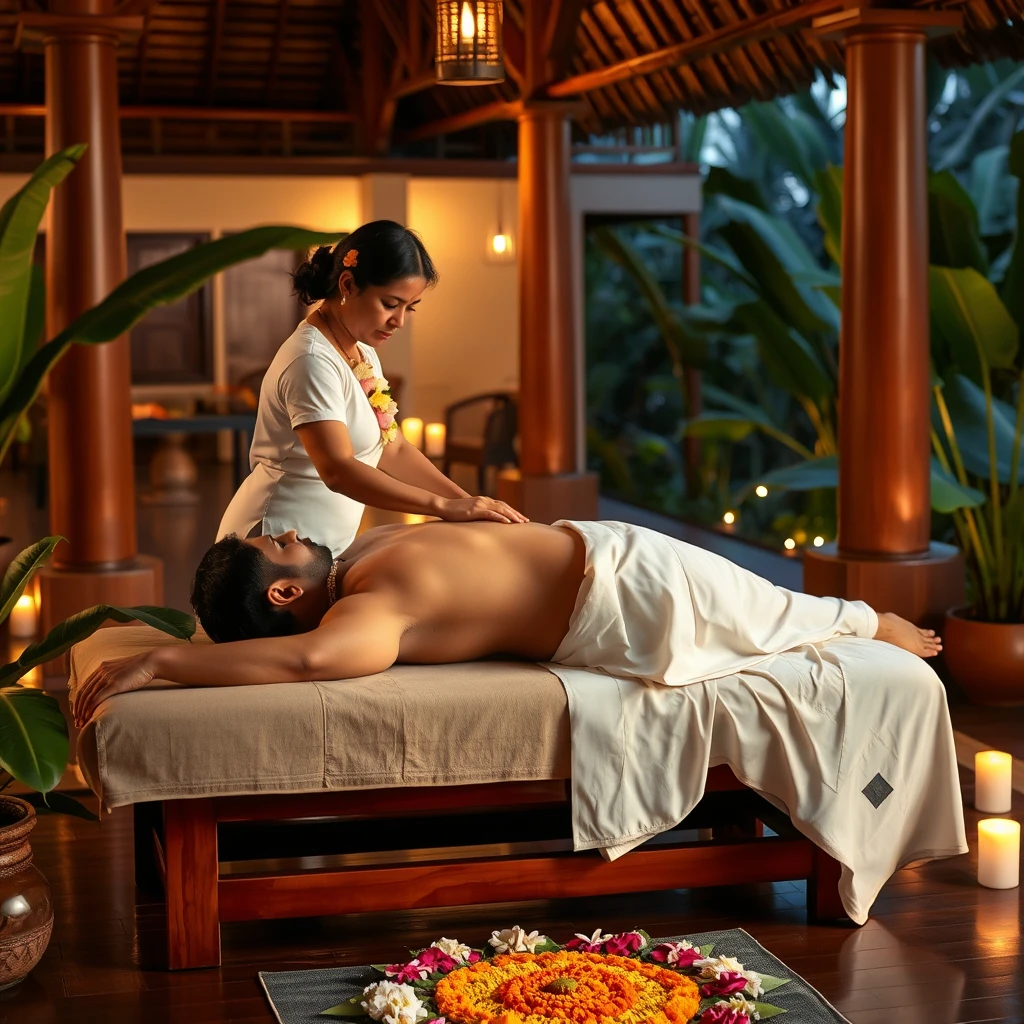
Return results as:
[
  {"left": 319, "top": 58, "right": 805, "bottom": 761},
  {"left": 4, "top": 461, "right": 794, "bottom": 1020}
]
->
[{"left": 73, "top": 519, "right": 941, "bottom": 725}]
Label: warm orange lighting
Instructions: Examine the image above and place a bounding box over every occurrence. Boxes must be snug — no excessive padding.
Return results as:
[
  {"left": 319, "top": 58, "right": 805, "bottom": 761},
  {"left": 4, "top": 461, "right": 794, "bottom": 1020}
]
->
[
  {"left": 491, "top": 233, "right": 509, "bottom": 254},
  {"left": 401, "top": 416, "right": 424, "bottom": 450},
  {"left": 425, "top": 422, "right": 446, "bottom": 458},
  {"left": 460, "top": 1, "right": 475, "bottom": 38},
  {"left": 436, "top": 1, "right": 504, "bottom": 84},
  {"left": 975, "top": 751, "right": 1013, "bottom": 814},
  {"left": 978, "top": 819, "right": 1020, "bottom": 889},
  {"left": 722, "top": 511, "right": 736, "bottom": 525},
  {"left": 783, "top": 538, "right": 796, "bottom": 551},
  {"left": 755, "top": 484, "right": 768, "bottom": 498},
  {"left": 9, "top": 593, "right": 37, "bottom": 637}
]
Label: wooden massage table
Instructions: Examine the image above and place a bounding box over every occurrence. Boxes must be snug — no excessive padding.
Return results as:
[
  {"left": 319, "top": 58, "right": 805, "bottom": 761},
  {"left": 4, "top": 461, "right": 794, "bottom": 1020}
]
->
[{"left": 70, "top": 626, "right": 847, "bottom": 970}]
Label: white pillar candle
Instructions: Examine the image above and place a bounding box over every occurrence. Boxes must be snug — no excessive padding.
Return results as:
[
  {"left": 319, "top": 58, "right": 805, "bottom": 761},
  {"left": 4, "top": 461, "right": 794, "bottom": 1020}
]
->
[
  {"left": 8, "top": 593, "right": 37, "bottom": 637},
  {"left": 400, "top": 417, "right": 424, "bottom": 450},
  {"left": 424, "top": 422, "right": 446, "bottom": 458},
  {"left": 975, "top": 750, "right": 1013, "bottom": 814},
  {"left": 978, "top": 818, "right": 1020, "bottom": 889}
]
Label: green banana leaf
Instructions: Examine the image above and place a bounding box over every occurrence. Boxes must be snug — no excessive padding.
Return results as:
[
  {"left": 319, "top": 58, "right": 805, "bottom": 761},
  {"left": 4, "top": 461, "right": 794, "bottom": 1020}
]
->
[
  {"left": 933, "top": 65, "right": 1024, "bottom": 171},
  {"left": 0, "top": 224, "right": 343, "bottom": 459},
  {"left": 739, "top": 101, "right": 834, "bottom": 189},
  {"left": 0, "top": 604, "right": 195, "bottom": 688},
  {"left": 968, "top": 145, "right": 1012, "bottom": 238},
  {"left": 704, "top": 165, "right": 768, "bottom": 210},
  {"left": 21, "top": 262, "right": 45, "bottom": 374},
  {"left": 0, "top": 685, "right": 68, "bottom": 794},
  {"left": 714, "top": 196, "right": 837, "bottom": 337},
  {"left": 929, "top": 266, "right": 1019, "bottom": 386},
  {"left": 0, "top": 145, "right": 85, "bottom": 407},
  {"left": 814, "top": 165, "right": 843, "bottom": 268},
  {"left": 591, "top": 227, "right": 708, "bottom": 371},
  {"left": 740, "top": 454, "right": 983, "bottom": 512},
  {"left": 731, "top": 301, "right": 834, "bottom": 407},
  {"left": 652, "top": 225, "right": 759, "bottom": 292},
  {"left": 1002, "top": 129, "right": 1024, "bottom": 339},
  {"left": 929, "top": 171, "right": 989, "bottom": 274},
  {"left": 936, "top": 373, "right": 1023, "bottom": 484},
  {"left": 0, "top": 536, "right": 61, "bottom": 625}
]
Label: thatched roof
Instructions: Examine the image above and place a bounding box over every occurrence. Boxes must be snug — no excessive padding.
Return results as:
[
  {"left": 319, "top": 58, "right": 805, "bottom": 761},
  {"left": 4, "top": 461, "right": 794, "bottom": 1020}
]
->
[{"left": 0, "top": 0, "right": 1021, "bottom": 159}]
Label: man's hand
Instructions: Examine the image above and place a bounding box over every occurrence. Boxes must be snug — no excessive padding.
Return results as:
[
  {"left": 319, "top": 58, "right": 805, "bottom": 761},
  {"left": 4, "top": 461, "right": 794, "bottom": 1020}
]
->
[
  {"left": 435, "top": 495, "right": 529, "bottom": 524},
  {"left": 73, "top": 653, "right": 156, "bottom": 728}
]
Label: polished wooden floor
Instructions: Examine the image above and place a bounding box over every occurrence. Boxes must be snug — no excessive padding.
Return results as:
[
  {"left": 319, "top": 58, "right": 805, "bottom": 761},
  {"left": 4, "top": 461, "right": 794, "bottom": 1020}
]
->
[{"left": 1, "top": 461, "right": 1023, "bottom": 1023}]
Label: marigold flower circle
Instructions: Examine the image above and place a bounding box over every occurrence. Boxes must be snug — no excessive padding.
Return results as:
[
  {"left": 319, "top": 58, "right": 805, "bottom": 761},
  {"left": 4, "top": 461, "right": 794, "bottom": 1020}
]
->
[{"left": 434, "top": 951, "right": 700, "bottom": 1024}]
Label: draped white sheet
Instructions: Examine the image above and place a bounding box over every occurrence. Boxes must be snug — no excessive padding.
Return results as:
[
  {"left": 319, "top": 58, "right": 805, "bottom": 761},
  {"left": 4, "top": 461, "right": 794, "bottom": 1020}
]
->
[{"left": 547, "top": 521, "right": 968, "bottom": 924}]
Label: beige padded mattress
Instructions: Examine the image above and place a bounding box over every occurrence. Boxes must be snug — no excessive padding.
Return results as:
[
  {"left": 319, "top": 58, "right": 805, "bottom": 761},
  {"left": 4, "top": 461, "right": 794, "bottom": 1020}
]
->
[{"left": 69, "top": 626, "right": 571, "bottom": 810}]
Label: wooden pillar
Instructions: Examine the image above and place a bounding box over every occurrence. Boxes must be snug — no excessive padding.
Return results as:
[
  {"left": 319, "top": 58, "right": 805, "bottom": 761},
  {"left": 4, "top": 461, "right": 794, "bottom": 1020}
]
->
[
  {"left": 497, "top": 0, "right": 597, "bottom": 522},
  {"left": 804, "top": 8, "right": 963, "bottom": 628},
  {"left": 30, "top": 0, "right": 161, "bottom": 660},
  {"left": 682, "top": 210, "right": 702, "bottom": 495}
]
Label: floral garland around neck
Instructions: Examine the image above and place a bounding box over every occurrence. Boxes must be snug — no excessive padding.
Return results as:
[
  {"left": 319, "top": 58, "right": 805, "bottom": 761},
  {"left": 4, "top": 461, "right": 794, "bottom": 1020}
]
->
[
  {"left": 352, "top": 353, "right": 399, "bottom": 446},
  {"left": 320, "top": 926, "right": 792, "bottom": 1024}
]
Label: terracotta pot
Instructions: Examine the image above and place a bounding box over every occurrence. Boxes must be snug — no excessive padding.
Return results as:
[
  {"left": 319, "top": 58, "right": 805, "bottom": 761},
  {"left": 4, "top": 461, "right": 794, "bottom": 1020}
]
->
[
  {"left": 0, "top": 797, "right": 53, "bottom": 990},
  {"left": 944, "top": 608, "right": 1024, "bottom": 707}
]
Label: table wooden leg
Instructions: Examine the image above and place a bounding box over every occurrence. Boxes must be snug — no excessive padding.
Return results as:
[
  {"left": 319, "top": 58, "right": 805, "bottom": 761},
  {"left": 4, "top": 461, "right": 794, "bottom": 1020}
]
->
[{"left": 163, "top": 799, "right": 221, "bottom": 969}]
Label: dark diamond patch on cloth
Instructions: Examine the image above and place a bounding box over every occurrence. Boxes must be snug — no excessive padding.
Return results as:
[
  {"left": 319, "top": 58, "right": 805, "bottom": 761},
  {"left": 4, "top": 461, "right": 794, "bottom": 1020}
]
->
[{"left": 862, "top": 773, "right": 893, "bottom": 808}]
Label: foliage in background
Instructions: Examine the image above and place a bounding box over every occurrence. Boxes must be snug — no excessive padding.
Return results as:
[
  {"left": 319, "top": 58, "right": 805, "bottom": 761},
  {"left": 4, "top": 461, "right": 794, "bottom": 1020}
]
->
[{"left": 585, "top": 59, "right": 1024, "bottom": 567}]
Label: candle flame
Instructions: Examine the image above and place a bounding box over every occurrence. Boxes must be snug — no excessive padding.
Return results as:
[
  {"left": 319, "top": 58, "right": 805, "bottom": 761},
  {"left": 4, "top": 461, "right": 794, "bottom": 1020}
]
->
[{"left": 460, "top": 2, "right": 475, "bottom": 39}]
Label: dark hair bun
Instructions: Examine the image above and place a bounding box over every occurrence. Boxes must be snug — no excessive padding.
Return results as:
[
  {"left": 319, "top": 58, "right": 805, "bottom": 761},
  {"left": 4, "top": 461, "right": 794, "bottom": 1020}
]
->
[
  {"left": 291, "top": 221, "right": 438, "bottom": 306},
  {"left": 293, "top": 245, "right": 336, "bottom": 306}
]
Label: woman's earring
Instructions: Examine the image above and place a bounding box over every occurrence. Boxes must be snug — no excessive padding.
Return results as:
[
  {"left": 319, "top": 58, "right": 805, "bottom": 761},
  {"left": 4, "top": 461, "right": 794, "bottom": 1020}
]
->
[{"left": 340, "top": 295, "right": 347, "bottom": 306}]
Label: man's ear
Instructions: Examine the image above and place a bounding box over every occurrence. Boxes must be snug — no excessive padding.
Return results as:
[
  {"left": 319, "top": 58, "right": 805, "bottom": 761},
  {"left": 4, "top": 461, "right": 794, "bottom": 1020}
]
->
[{"left": 267, "top": 579, "right": 304, "bottom": 607}]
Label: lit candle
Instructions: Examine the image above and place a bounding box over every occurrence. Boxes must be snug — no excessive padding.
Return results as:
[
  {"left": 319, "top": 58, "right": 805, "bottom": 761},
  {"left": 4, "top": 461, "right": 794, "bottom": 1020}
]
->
[
  {"left": 978, "top": 818, "right": 1020, "bottom": 889},
  {"left": 401, "top": 416, "right": 424, "bottom": 450},
  {"left": 9, "top": 593, "right": 37, "bottom": 638},
  {"left": 424, "top": 422, "right": 446, "bottom": 459},
  {"left": 975, "top": 751, "right": 1013, "bottom": 814}
]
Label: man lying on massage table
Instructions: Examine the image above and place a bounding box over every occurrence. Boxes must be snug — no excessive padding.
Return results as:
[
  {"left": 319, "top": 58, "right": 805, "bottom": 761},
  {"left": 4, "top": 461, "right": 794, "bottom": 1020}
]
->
[{"left": 74, "top": 518, "right": 940, "bottom": 726}]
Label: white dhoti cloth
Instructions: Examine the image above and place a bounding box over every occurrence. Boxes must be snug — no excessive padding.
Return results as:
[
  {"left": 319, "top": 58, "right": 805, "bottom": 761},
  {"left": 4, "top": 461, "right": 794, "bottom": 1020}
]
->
[{"left": 547, "top": 520, "right": 968, "bottom": 925}]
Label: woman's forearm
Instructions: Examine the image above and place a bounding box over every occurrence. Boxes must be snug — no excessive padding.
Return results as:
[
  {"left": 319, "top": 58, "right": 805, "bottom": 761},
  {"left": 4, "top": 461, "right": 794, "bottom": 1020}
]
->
[
  {"left": 148, "top": 636, "right": 315, "bottom": 687},
  {"left": 322, "top": 457, "right": 445, "bottom": 516},
  {"left": 379, "top": 439, "right": 469, "bottom": 499}
]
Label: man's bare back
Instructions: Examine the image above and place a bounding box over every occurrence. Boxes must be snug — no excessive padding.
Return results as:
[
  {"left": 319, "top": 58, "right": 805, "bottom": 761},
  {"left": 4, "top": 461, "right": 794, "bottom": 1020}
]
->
[
  {"left": 72, "top": 520, "right": 941, "bottom": 725},
  {"left": 333, "top": 521, "right": 587, "bottom": 662}
]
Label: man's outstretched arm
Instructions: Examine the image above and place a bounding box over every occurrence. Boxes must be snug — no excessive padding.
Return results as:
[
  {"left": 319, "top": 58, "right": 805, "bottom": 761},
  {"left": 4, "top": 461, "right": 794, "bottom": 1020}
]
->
[{"left": 72, "top": 594, "right": 405, "bottom": 726}]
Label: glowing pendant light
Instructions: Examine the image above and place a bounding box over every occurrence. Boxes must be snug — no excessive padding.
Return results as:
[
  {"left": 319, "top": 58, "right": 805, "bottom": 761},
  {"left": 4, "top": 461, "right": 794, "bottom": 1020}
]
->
[{"left": 436, "top": 1, "right": 505, "bottom": 85}]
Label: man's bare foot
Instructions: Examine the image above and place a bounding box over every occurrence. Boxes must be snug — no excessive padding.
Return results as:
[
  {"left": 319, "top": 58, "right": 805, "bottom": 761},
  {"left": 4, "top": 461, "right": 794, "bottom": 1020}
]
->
[{"left": 873, "top": 611, "right": 942, "bottom": 658}]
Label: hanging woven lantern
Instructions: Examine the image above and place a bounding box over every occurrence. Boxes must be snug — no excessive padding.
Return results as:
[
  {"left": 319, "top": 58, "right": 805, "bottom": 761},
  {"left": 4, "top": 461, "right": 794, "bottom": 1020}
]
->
[{"left": 436, "top": 1, "right": 505, "bottom": 85}]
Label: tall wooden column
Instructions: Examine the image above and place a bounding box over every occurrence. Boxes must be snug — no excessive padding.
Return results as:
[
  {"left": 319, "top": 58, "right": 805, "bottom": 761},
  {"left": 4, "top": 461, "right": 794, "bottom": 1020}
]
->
[
  {"left": 497, "top": 103, "right": 598, "bottom": 522},
  {"left": 27, "top": 0, "right": 161, "bottom": 660},
  {"left": 804, "top": 8, "right": 963, "bottom": 626},
  {"left": 497, "top": 0, "right": 597, "bottom": 523}
]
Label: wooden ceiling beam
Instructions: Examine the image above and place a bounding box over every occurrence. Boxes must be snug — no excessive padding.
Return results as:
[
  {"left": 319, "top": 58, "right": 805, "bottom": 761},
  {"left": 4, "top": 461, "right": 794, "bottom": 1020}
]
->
[
  {"left": 204, "top": 0, "right": 227, "bottom": 103},
  {"left": 265, "top": 0, "right": 291, "bottom": 103},
  {"left": 543, "top": 0, "right": 586, "bottom": 79},
  {"left": 375, "top": 0, "right": 410, "bottom": 70},
  {"left": 396, "top": 99, "right": 522, "bottom": 144},
  {"left": 502, "top": 12, "right": 526, "bottom": 91},
  {"left": 0, "top": 103, "right": 357, "bottom": 123},
  {"left": 547, "top": 0, "right": 844, "bottom": 99}
]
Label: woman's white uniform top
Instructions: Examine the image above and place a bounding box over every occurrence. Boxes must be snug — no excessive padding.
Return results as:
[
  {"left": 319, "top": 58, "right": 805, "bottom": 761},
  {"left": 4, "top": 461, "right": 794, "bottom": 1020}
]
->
[{"left": 217, "top": 320, "right": 384, "bottom": 556}]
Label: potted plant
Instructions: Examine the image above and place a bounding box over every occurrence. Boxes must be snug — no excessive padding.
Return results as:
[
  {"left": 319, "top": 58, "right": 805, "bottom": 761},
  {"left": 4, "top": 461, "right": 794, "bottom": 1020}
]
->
[{"left": 929, "top": 133, "right": 1024, "bottom": 703}]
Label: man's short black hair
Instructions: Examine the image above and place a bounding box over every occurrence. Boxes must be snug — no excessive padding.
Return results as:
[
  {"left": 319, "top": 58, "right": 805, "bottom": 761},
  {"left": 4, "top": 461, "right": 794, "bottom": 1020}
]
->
[{"left": 190, "top": 535, "right": 301, "bottom": 643}]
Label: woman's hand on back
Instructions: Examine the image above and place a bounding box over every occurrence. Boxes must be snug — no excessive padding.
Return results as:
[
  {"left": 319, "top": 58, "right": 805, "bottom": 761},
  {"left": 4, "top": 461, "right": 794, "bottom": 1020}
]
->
[{"left": 435, "top": 495, "right": 529, "bottom": 524}]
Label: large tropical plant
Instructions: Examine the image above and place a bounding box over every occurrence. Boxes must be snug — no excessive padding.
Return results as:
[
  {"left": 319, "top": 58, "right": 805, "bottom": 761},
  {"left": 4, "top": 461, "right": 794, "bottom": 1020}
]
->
[
  {"left": 0, "top": 538, "right": 194, "bottom": 818},
  {"left": 0, "top": 146, "right": 343, "bottom": 813}
]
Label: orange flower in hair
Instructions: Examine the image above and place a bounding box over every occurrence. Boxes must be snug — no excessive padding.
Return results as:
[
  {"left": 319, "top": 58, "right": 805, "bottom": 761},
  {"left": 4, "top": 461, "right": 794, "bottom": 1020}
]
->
[{"left": 343, "top": 249, "right": 359, "bottom": 268}]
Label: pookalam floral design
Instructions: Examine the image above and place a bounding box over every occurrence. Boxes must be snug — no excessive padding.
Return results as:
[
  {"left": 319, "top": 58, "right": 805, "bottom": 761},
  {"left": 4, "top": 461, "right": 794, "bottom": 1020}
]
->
[{"left": 321, "top": 927, "right": 791, "bottom": 1024}]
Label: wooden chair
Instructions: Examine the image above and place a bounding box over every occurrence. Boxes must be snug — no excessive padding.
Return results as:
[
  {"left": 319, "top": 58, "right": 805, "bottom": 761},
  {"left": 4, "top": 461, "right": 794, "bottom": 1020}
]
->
[{"left": 443, "top": 392, "right": 518, "bottom": 494}]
